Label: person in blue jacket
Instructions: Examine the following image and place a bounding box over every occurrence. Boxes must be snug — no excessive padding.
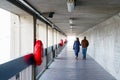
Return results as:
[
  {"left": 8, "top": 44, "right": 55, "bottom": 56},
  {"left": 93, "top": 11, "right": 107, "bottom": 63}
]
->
[{"left": 73, "top": 37, "right": 81, "bottom": 60}]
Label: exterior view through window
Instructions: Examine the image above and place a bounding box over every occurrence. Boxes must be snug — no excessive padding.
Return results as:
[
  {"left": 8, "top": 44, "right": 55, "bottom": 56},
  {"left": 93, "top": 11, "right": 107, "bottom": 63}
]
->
[{"left": 0, "top": 8, "right": 11, "bottom": 64}]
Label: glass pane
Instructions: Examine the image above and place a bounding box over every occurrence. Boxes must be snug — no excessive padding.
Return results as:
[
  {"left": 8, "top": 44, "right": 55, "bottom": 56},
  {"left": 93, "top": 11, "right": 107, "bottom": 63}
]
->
[{"left": 0, "top": 8, "right": 11, "bottom": 64}]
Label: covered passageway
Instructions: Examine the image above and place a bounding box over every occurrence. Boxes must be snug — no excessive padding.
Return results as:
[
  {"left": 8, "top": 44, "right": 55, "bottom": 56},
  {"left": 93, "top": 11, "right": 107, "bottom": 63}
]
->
[{"left": 0, "top": 0, "right": 120, "bottom": 80}]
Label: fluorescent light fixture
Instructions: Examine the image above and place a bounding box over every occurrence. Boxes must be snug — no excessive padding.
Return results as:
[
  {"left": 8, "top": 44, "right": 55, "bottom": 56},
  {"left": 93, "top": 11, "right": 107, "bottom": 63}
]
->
[
  {"left": 70, "top": 26, "right": 73, "bottom": 28},
  {"left": 69, "top": 18, "right": 73, "bottom": 24},
  {"left": 67, "top": 0, "right": 75, "bottom": 12}
]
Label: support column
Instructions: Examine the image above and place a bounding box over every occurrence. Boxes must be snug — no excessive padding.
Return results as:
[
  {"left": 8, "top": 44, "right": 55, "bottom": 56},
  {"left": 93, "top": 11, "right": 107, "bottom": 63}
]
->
[
  {"left": 32, "top": 15, "right": 36, "bottom": 80},
  {"left": 45, "top": 24, "right": 48, "bottom": 69}
]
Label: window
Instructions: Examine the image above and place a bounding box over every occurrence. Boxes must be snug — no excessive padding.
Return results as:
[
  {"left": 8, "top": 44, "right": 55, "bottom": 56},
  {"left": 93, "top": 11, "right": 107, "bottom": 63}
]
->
[{"left": 0, "top": 8, "right": 11, "bottom": 64}]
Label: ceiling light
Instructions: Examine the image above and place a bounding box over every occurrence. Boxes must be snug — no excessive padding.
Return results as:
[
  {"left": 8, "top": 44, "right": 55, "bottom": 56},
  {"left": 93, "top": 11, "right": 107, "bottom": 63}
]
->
[
  {"left": 70, "top": 26, "right": 73, "bottom": 29},
  {"left": 67, "top": 0, "right": 75, "bottom": 12},
  {"left": 69, "top": 18, "right": 73, "bottom": 24}
]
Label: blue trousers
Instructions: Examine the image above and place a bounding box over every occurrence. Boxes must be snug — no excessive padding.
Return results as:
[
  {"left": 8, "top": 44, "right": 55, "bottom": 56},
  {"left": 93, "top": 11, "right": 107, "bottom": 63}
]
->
[
  {"left": 75, "top": 52, "right": 78, "bottom": 57},
  {"left": 82, "top": 48, "right": 87, "bottom": 59}
]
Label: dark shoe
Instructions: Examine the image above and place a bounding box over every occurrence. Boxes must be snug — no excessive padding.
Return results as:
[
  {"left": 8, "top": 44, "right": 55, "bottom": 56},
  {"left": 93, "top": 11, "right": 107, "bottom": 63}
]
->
[
  {"left": 75, "top": 57, "right": 78, "bottom": 60},
  {"left": 83, "top": 58, "right": 86, "bottom": 60}
]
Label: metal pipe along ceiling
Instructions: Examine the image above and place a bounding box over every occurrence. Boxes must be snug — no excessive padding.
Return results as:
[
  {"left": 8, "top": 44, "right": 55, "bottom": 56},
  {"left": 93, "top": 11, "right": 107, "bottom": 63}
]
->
[{"left": 7, "top": 0, "right": 66, "bottom": 36}]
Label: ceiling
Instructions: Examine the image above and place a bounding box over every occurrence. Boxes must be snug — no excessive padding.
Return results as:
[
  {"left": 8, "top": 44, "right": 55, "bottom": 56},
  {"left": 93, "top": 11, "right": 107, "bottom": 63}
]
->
[{"left": 1, "top": 0, "right": 120, "bottom": 36}]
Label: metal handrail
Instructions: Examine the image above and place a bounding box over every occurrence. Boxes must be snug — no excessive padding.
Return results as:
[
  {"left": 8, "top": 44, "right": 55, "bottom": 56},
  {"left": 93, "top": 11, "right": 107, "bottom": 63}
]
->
[
  {"left": 0, "top": 55, "right": 31, "bottom": 80},
  {"left": 0, "top": 43, "right": 67, "bottom": 80}
]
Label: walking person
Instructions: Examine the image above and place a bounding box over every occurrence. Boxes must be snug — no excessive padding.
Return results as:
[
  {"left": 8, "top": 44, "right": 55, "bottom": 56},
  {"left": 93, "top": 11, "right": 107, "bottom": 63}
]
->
[
  {"left": 81, "top": 36, "right": 89, "bottom": 60},
  {"left": 73, "top": 37, "right": 81, "bottom": 60}
]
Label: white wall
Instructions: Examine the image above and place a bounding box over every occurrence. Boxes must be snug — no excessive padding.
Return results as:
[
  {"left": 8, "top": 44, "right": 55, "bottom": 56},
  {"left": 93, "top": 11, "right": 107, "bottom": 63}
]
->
[
  {"left": 36, "top": 20, "right": 47, "bottom": 48},
  {"left": 10, "top": 13, "right": 20, "bottom": 58},
  {"left": 20, "top": 15, "right": 34, "bottom": 56},
  {"left": 11, "top": 14, "right": 34, "bottom": 57},
  {"left": 79, "top": 13, "right": 120, "bottom": 80},
  {"left": 10, "top": 14, "right": 33, "bottom": 80},
  {"left": 54, "top": 29, "right": 57, "bottom": 45},
  {"left": 57, "top": 31, "right": 61, "bottom": 44},
  {"left": 48, "top": 26, "right": 53, "bottom": 47},
  {"left": 19, "top": 15, "right": 33, "bottom": 80}
]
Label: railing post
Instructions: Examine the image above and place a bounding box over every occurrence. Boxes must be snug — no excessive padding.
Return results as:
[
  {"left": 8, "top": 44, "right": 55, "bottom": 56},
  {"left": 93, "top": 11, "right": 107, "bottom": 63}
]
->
[
  {"left": 52, "top": 46, "right": 55, "bottom": 60},
  {"left": 32, "top": 15, "right": 36, "bottom": 80},
  {"left": 55, "top": 44, "right": 57, "bottom": 57},
  {"left": 45, "top": 24, "right": 48, "bottom": 69}
]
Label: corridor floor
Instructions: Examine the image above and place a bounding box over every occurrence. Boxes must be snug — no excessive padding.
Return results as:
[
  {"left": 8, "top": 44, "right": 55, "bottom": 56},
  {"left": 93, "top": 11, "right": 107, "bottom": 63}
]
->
[{"left": 39, "top": 45, "right": 116, "bottom": 80}]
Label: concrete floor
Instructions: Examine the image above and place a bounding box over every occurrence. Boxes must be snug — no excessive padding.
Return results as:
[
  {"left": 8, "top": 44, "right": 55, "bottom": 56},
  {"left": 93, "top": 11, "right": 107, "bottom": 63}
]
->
[{"left": 39, "top": 45, "right": 116, "bottom": 80}]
